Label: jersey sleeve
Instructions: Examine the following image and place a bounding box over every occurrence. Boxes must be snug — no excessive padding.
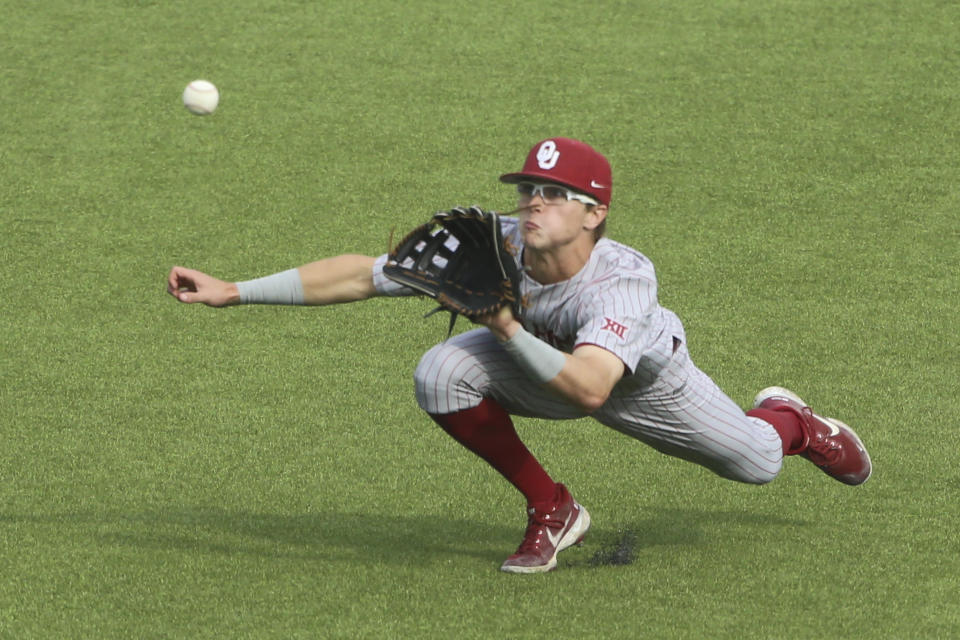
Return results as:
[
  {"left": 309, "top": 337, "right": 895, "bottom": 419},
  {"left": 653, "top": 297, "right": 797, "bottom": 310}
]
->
[{"left": 573, "top": 272, "right": 662, "bottom": 373}]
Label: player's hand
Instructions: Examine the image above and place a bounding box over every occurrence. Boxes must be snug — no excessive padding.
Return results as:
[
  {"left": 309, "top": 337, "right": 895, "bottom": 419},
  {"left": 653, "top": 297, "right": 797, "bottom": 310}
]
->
[
  {"left": 167, "top": 266, "right": 240, "bottom": 307},
  {"left": 475, "top": 304, "right": 520, "bottom": 342}
]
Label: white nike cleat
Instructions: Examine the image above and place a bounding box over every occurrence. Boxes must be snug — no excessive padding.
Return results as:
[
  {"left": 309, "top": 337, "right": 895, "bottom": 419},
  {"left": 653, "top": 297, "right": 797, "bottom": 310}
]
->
[{"left": 500, "top": 483, "right": 591, "bottom": 574}]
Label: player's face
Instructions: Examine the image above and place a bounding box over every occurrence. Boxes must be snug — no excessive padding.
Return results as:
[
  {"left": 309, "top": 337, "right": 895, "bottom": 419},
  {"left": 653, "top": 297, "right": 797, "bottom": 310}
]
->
[{"left": 515, "top": 182, "right": 606, "bottom": 251}]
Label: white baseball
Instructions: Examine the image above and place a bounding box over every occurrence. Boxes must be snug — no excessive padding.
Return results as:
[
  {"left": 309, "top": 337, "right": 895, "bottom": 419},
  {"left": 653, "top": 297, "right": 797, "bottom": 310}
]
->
[{"left": 182, "top": 80, "right": 219, "bottom": 115}]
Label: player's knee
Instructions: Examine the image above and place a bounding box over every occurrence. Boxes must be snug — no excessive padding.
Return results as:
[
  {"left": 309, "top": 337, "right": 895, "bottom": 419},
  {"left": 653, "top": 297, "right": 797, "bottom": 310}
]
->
[
  {"left": 716, "top": 460, "right": 781, "bottom": 485},
  {"left": 738, "top": 468, "right": 779, "bottom": 485},
  {"left": 413, "top": 342, "right": 482, "bottom": 414},
  {"left": 413, "top": 344, "right": 442, "bottom": 400}
]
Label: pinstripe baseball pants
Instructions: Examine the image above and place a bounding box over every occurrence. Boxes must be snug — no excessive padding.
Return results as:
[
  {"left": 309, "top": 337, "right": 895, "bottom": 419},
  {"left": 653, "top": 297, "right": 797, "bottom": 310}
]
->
[{"left": 414, "top": 328, "right": 784, "bottom": 484}]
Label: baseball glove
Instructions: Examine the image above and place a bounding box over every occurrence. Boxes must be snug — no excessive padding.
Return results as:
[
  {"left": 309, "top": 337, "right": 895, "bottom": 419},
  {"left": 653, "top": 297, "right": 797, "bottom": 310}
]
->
[{"left": 383, "top": 206, "right": 523, "bottom": 334}]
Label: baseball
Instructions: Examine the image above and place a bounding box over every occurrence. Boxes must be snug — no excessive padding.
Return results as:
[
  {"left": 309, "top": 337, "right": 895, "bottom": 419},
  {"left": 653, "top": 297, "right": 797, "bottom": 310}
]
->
[{"left": 182, "top": 80, "right": 219, "bottom": 115}]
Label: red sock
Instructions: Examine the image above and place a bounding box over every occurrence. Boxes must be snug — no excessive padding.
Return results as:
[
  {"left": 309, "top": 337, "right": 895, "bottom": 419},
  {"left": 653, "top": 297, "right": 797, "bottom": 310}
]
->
[
  {"left": 747, "top": 407, "right": 806, "bottom": 455},
  {"left": 429, "top": 398, "right": 557, "bottom": 506}
]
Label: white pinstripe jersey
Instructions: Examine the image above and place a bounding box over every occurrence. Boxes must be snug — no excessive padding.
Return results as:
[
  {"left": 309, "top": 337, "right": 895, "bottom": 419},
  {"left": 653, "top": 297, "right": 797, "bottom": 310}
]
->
[{"left": 374, "top": 216, "right": 685, "bottom": 388}]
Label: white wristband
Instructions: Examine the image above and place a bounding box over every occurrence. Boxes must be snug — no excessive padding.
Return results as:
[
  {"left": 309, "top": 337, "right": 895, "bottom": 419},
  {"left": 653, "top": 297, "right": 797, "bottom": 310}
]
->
[
  {"left": 235, "top": 268, "right": 305, "bottom": 305},
  {"left": 501, "top": 327, "right": 567, "bottom": 384}
]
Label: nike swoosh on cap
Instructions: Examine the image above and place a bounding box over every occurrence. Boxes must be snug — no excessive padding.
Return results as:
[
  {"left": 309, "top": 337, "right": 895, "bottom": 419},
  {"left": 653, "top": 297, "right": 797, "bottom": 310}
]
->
[{"left": 590, "top": 180, "right": 607, "bottom": 189}]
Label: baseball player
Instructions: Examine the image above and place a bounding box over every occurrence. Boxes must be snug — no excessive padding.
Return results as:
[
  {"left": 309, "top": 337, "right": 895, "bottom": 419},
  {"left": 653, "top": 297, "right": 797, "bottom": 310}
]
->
[{"left": 167, "top": 137, "right": 872, "bottom": 574}]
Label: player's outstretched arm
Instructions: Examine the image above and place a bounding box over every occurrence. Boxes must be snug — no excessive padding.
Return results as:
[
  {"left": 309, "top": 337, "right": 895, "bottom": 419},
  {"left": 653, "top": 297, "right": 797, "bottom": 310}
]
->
[
  {"left": 298, "top": 254, "right": 377, "bottom": 304},
  {"left": 167, "top": 255, "right": 379, "bottom": 307}
]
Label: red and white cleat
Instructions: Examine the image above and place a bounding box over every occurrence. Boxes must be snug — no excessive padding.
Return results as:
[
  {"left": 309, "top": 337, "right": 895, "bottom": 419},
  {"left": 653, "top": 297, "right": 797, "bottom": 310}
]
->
[
  {"left": 500, "top": 483, "right": 591, "bottom": 574},
  {"left": 754, "top": 386, "right": 872, "bottom": 486}
]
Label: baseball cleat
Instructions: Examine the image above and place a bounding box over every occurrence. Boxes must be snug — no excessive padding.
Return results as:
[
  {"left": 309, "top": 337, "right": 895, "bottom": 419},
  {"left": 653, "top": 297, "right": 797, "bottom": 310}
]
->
[
  {"left": 500, "top": 483, "right": 591, "bottom": 574},
  {"left": 753, "top": 386, "right": 872, "bottom": 485}
]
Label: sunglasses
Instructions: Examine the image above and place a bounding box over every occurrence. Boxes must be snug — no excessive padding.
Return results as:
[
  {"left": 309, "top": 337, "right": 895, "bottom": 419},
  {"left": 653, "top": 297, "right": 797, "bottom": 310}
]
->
[{"left": 516, "top": 182, "right": 598, "bottom": 206}]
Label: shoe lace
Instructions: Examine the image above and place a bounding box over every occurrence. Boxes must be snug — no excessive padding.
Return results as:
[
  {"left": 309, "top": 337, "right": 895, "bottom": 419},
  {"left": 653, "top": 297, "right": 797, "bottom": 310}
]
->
[
  {"left": 804, "top": 415, "right": 844, "bottom": 467},
  {"left": 516, "top": 509, "right": 564, "bottom": 554}
]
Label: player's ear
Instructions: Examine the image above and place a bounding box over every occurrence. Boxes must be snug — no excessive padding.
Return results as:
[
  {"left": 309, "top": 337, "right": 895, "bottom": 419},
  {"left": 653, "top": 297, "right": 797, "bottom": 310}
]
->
[{"left": 583, "top": 204, "right": 608, "bottom": 232}]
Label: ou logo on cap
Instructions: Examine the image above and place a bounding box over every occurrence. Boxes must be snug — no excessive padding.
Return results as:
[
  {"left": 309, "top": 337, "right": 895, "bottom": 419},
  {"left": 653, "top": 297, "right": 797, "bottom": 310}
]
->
[{"left": 536, "top": 140, "right": 560, "bottom": 170}]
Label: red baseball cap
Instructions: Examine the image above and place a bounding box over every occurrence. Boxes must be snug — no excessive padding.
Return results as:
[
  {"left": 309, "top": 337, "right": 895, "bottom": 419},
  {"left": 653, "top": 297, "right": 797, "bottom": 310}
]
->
[{"left": 500, "top": 137, "right": 612, "bottom": 206}]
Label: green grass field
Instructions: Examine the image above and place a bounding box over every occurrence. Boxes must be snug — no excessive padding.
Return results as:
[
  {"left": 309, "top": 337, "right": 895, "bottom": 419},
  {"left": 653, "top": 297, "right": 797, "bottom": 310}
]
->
[{"left": 2, "top": 0, "right": 958, "bottom": 637}]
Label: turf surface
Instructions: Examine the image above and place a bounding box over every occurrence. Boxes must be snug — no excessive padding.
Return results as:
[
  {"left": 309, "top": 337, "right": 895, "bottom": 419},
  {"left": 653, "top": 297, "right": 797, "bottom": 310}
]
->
[{"left": 2, "top": 0, "right": 958, "bottom": 637}]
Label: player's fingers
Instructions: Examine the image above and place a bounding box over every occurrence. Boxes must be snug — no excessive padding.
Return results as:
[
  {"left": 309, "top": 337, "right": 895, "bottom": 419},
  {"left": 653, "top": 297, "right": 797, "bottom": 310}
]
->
[
  {"left": 166, "top": 282, "right": 195, "bottom": 303},
  {"left": 179, "top": 266, "right": 207, "bottom": 285},
  {"left": 167, "top": 266, "right": 189, "bottom": 291},
  {"left": 167, "top": 267, "right": 199, "bottom": 301}
]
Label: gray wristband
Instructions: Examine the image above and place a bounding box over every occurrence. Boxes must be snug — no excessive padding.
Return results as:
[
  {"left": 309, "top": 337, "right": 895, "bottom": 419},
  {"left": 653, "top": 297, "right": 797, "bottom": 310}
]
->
[
  {"left": 501, "top": 327, "right": 566, "bottom": 384},
  {"left": 235, "top": 268, "right": 305, "bottom": 305}
]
